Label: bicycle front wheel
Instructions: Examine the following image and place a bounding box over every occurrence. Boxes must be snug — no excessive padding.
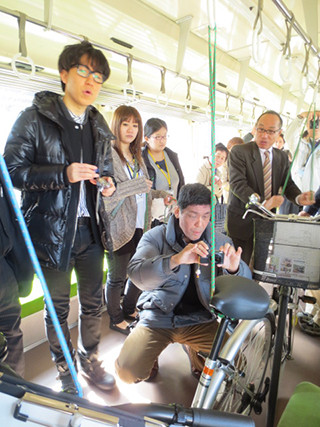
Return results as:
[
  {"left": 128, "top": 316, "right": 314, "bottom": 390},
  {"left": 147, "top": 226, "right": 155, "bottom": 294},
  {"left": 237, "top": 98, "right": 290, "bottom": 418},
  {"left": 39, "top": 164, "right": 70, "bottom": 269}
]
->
[{"left": 208, "top": 313, "right": 275, "bottom": 415}]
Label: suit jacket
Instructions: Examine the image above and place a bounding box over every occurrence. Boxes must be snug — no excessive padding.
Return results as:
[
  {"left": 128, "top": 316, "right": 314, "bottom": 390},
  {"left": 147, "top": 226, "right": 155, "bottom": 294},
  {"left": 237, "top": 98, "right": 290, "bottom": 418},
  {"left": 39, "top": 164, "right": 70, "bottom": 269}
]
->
[{"left": 226, "top": 141, "right": 301, "bottom": 240}]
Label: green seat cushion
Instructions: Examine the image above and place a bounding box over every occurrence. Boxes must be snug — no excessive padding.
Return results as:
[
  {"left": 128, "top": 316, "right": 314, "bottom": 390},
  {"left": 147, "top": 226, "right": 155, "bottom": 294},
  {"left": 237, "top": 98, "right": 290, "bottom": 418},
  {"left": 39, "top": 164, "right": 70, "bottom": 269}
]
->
[{"left": 277, "top": 382, "right": 320, "bottom": 427}]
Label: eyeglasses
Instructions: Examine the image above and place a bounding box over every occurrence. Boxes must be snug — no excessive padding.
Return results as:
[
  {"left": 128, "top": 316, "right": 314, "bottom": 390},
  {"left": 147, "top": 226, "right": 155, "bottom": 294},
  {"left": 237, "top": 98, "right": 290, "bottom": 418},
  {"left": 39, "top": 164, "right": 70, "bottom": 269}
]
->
[
  {"left": 73, "top": 64, "right": 106, "bottom": 84},
  {"left": 151, "top": 135, "right": 168, "bottom": 141},
  {"left": 256, "top": 127, "right": 281, "bottom": 136}
]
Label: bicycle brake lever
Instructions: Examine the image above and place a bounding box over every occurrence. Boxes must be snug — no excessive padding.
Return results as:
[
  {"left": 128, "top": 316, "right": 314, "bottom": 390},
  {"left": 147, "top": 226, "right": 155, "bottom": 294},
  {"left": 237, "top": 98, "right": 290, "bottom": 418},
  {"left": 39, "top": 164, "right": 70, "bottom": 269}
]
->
[{"left": 245, "top": 193, "right": 275, "bottom": 218}]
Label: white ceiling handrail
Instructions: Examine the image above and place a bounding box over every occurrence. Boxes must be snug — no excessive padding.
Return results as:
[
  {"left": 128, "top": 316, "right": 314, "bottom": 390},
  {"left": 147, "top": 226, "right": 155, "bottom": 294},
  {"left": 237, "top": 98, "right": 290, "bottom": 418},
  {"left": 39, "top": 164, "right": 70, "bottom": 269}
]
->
[{"left": 0, "top": 5, "right": 269, "bottom": 113}]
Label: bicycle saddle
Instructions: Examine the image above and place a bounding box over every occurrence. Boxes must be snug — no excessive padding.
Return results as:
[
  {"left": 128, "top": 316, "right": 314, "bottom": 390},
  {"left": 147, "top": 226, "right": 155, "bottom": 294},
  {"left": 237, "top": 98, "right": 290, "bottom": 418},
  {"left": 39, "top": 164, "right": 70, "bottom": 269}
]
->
[{"left": 211, "top": 275, "right": 270, "bottom": 320}]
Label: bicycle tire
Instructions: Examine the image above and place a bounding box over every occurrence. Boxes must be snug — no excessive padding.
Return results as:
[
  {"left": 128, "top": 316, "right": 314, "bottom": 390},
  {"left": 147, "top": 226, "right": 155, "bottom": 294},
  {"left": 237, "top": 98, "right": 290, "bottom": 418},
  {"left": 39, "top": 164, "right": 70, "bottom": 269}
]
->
[{"left": 202, "top": 313, "right": 275, "bottom": 415}]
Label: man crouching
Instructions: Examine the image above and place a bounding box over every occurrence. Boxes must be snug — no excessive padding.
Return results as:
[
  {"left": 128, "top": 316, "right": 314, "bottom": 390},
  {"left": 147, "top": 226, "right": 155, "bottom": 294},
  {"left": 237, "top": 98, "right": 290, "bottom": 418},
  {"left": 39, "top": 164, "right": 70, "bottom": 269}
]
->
[{"left": 115, "top": 183, "right": 251, "bottom": 383}]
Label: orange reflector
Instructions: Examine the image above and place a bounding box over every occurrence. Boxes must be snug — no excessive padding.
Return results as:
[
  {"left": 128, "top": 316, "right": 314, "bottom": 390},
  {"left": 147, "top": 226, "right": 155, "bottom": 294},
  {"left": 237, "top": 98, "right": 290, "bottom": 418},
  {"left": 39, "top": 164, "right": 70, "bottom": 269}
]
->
[{"left": 203, "top": 366, "right": 214, "bottom": 376}]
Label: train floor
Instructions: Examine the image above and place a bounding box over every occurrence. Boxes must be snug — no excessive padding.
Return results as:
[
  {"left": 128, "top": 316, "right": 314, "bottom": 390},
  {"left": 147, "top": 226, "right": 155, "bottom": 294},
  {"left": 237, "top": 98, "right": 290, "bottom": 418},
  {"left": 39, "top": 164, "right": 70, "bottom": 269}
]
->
[{"left": 24, "top": 310, "right": 320, "bottom": 427}]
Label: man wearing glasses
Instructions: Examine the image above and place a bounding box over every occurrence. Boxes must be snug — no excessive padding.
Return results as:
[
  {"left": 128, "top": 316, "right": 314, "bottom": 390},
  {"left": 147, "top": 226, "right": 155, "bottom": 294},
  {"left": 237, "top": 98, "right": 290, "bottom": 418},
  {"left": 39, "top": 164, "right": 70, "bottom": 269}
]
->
[
  {"left": 226, "top": 110, "right": 314, "bottom": 265},
  {"left": 5, "top": 41, "right": 116, "bottom": 393}
]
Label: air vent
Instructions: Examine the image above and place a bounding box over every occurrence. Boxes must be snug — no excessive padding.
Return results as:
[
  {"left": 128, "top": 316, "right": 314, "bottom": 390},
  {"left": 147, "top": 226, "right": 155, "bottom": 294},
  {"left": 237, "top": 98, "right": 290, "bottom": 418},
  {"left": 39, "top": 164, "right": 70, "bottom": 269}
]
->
[
  {"left": 110, "top": 37, "right": 133, "bottom": 49},
  {"left": 11, "top": 61, "right": 44, "bottom": 73},
  {"left": 122, "top": 88, "right": 143, "bottom": 96}
]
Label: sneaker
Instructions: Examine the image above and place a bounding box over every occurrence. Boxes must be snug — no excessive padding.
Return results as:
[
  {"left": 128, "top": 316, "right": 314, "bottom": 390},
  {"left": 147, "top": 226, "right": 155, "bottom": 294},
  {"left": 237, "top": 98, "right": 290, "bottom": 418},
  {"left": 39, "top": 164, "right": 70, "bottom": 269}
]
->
[
  {"left": 78, "top": 351, "right": 115, "bottom": 391},
  {"left": 56, "top": 361, "right": 78, "bottom": 395}
]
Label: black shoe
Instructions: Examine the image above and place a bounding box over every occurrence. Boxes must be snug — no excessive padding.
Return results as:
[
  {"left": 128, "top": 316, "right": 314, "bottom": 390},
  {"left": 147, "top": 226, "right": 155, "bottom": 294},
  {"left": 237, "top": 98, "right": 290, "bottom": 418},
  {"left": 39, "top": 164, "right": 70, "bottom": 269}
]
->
[
  {"left": 144, "top": 358, "right": 159, "bottom": 382},
  {"left": 123, "top": 310, "right": 139, "bottom": 322},
  {"left": 135, "top": 358, "right": 159, "bottom": 383},
  {"left": 56, "top": 362, "right": 79, "bottom": 395},
  {"left": 79, "top": 352, "right": 115, "bottom": 391},
  {"left": 109, "top": 322, "right": 131, "bottom": 336}
]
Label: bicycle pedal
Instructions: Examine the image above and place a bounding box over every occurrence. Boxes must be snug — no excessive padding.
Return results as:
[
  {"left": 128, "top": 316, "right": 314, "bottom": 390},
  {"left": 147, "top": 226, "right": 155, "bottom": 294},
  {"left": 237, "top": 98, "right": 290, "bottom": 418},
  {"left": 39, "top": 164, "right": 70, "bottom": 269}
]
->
[{"left": 300, "top": 296, "right": 317, "bottom": 305}]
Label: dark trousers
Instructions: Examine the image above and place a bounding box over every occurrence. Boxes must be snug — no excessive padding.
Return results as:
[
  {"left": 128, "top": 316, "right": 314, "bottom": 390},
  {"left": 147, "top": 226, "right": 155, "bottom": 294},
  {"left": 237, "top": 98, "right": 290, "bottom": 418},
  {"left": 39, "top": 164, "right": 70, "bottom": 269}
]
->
[
  {"left": 0, "top": 257, "right": 24, "bottom": 376},
  {"left": 231, "top": 235, "right": 253, "bottom": 266},
  {"left": 43, "top": 222, "right": 104, "bottom": 365},
  {"left": 106, "top": 229, "right": 142, "bottom": 325}
]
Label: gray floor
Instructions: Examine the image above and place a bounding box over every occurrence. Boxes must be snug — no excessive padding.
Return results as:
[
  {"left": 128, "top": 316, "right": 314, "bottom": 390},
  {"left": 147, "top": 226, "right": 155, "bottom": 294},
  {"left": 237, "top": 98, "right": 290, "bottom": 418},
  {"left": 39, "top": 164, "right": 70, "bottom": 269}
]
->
[{"left": 24, "top": 310, "right": 320, "bottom": 426}]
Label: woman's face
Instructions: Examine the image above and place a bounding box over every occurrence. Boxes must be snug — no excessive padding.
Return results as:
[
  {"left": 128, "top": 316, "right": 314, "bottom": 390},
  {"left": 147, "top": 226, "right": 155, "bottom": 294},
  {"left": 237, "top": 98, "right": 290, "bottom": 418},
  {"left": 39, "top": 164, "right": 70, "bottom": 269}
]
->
[
  {"left": 274, "top": 136, "right": 284, "bottom": 150},
  {"left": 215, "top": 150, "right": 227, "bottom": 168},
  {"left": 119, "top": 116, "right": 139, "bottom": 145},
  {"left": 145, "top": 126, "right": 168, "bottom": 152}
]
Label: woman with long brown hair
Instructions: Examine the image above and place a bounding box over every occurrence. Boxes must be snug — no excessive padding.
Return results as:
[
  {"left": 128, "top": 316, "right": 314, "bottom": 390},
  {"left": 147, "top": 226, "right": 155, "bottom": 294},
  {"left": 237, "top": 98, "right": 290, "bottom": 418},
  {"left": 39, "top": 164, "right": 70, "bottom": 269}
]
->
[{"left": 104, "top": 106, "right": 166, "bottom": 334}]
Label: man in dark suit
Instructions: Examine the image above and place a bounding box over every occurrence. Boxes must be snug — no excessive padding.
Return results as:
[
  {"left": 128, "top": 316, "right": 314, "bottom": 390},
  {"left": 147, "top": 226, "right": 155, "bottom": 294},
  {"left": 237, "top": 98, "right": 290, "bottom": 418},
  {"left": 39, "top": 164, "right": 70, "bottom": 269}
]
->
[{"left": 226, "top": 110, "right": 314, "bottom": 265}]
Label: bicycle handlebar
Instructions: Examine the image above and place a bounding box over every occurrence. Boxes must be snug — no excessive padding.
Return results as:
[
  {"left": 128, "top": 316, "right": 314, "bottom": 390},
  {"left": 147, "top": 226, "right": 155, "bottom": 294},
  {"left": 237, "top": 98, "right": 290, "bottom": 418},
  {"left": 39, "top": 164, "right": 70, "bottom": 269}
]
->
[
  {"left": 114, "top": 403, "right": 255, "bottom": 427},
  {"left": 243, "top": 193, "right": 320, "bottom": 222}
]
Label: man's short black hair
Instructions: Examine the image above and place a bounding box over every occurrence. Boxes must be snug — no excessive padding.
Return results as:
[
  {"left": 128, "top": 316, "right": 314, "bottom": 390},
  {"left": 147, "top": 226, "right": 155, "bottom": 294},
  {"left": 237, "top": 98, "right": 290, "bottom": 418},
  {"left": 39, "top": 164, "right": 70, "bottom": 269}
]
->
[
  {"left": 178, "top": 183, "right": 211, "bottom": 211},
  {"left": 216, "top": 142, "right": 229, "bottom": 158},
  {"left": 256, "top": 110, "right": 283, "bottom": 128},
  {"left": 58, "top": 41, "right": 110, "bottom": 91}
]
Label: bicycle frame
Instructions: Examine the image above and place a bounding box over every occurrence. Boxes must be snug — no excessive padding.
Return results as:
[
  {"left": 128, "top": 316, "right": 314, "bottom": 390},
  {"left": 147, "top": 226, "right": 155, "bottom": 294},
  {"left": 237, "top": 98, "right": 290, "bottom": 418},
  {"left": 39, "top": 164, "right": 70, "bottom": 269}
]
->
[{"left": 192, "top": 315, "right": 272, "bottom": 409}]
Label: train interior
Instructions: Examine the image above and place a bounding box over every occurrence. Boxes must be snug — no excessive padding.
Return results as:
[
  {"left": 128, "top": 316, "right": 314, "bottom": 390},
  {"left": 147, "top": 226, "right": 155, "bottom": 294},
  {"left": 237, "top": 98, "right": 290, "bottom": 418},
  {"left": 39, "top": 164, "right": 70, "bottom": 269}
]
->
[{"left": 0, "top": 0, "right": 320, "bottom": 426}]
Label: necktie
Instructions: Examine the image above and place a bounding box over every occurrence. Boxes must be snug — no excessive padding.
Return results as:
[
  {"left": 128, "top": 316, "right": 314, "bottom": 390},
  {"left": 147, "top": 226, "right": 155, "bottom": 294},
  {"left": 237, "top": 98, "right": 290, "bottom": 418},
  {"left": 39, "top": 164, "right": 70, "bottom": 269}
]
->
[{"left": 263, "top": 150, "right": 272, "bottom": 200}]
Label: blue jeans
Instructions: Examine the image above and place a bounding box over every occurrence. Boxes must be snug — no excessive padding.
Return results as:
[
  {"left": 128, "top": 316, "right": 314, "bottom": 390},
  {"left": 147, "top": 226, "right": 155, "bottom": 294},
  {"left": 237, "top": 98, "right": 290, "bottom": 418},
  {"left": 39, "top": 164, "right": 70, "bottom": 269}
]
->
[
  {"left": 106, "top": 229, "right": 142, "bottom": 325},
  {"left": 43, "top": 222, "right": 104, "bottom": 364}
]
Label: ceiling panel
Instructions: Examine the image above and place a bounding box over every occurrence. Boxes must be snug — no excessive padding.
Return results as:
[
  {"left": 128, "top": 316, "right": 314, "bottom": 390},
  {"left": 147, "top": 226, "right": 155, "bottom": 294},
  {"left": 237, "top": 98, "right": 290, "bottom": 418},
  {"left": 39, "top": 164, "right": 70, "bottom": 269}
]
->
[{"left": 0, "top": 0, "right": 319, "bottom": 122}]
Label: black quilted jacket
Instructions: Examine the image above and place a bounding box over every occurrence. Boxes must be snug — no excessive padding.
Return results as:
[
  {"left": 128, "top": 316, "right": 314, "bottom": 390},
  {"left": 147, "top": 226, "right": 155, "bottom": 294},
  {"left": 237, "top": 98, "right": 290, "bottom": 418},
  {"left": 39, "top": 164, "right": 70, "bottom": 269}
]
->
[{"left": 4, "top": 91, "right": 114, "bottom": 271}]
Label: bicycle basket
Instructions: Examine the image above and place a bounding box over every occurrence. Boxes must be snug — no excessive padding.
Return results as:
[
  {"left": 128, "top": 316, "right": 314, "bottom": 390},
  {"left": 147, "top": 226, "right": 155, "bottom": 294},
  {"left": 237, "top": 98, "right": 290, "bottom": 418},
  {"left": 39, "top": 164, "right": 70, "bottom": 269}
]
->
[
  {"left": 253, "top": 218, "right": 320, "bottom": 290},
  {"left": 215, "top": 202, "right": 227, "bottom": 234}
]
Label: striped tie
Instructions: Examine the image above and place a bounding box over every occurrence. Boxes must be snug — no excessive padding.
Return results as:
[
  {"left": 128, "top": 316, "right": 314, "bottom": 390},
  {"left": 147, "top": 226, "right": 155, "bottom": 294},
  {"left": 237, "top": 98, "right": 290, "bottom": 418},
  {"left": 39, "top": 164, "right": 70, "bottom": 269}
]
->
[{"left": 263, "top": 150, "right": 271, "bottom": 200}]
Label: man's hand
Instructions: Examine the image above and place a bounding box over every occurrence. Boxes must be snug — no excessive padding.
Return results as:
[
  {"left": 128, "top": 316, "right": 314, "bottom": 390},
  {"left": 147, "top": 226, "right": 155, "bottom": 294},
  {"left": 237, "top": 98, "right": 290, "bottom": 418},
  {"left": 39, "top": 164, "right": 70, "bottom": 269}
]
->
[
  {"left": 263, "top": 195, "right": 284, "bottom": 210},
  {"left": 170, "top": 241, "right": 208, "bottom": 270},
  {"left": 67, "top": 162, "right": 99, "bottom": 183},
  {"left": 89, "top": 176, "right": 116, "bottom": 197},
  {"left": 164, "top": 194, "right": 176, "bottom": 206},
  {"left": 297, "top": 191, "right": 315, "bottom": 206},
  {"left": 217, "top": 243, "right": 242, "bottom": 274},
  {"left": 298, "top": 210, "right": 310, "bottom": 217}
]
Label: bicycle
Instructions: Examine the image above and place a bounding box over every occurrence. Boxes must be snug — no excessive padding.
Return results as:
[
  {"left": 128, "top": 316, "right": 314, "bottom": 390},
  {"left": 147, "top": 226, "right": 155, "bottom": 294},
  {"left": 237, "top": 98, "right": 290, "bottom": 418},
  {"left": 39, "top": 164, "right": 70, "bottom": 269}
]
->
[
  {"left": 191, "top": 274, "right": 275, "bottom": 417},
  {"left": 0, "top": 365, "right": 255, "bottom": 427},
  {"left": 190, "top": 196, "right": 320, "bottom": 426}
]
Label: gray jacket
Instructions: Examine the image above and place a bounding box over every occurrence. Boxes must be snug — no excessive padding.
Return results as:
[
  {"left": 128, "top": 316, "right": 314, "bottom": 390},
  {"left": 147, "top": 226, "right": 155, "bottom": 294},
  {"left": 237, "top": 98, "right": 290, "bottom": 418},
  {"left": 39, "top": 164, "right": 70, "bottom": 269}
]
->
[
  {"left": 103, "top": 148, "right": 168, "bottom": 251},
  {"left": 128, "top": 215, "right": 252, "bottom": 328}
]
